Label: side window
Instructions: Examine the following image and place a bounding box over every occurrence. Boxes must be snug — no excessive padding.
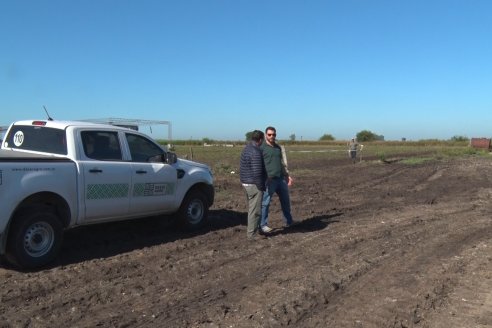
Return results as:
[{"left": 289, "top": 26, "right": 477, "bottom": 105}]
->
[
  {"left": 81, "top": 131, "right": 122, "bottom": 161},
  {"left": 125, "top": 133, "right": 164, "bottom": 162}
]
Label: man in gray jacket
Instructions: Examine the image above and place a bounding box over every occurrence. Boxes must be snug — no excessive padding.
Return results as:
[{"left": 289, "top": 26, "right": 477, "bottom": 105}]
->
[{"left": 240, "top": 130, "right": 267, "bottom": 239}]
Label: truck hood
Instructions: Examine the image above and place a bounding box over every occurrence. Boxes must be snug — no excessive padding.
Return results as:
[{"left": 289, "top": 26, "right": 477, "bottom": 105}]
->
[{"left": 176, "top": 158, "right": 211, "bottom": 171}]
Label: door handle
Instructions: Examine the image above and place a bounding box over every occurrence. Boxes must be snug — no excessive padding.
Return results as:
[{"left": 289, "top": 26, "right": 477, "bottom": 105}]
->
[
  {"left": 136, "top": 170, "right": 147, "bottom": 174},
  {"left": 89, "top": 168, "right": 103, "bottom": 173}
]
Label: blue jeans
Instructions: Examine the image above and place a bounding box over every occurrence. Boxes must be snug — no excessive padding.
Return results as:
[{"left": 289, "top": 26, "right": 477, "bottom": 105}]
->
[{"left": 261, "top": 177, "right": 293, "bottom": 227}]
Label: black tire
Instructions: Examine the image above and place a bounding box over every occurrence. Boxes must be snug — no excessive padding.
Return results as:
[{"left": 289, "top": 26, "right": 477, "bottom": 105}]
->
[
  {"left": 6, "top": 206, "right": 63, "bottom": 269},
  {"left": 177, "top": 190, "right": 208, "bottom": 229}
]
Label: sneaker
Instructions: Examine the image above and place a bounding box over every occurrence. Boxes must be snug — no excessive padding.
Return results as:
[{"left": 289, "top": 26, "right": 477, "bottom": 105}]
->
[{"left": 261, "top": 225, "right": 273, "bottom": 233}]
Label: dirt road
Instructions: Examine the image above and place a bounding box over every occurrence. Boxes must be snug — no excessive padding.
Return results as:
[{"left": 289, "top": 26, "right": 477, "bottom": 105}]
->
[{"left": 1, "top": 155, "right": 491, "bottom": 327}]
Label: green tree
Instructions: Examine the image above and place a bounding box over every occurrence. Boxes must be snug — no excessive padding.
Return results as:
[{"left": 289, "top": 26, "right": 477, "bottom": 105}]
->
[
  {"left": 356, "top": 130, "right": 383, "bottom": 142},
  {"left": 289, "top": 134, "right": 296, "bottom": 141},
  {"left": 450, "top": 135, "right": 469, "bottom": 142},
  {"left": 319, "top": 134, "right": 335, "bottom": 141}
]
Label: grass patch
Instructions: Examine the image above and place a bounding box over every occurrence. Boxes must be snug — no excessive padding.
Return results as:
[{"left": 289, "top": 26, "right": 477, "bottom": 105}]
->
[
  {"left": 400, "top": 157, "right": 435, "bottom": 165},
  {"left": 440, "top": 147, "right": 487, "bottom": 157}
]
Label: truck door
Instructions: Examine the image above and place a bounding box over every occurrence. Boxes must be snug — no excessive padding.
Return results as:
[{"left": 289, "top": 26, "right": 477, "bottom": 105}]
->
[
  {"left": 125, "top": 133, "right": 178, "bottom": 216},
  {"left": 80, "top": 131, "right": 131, "bottom": 221}
]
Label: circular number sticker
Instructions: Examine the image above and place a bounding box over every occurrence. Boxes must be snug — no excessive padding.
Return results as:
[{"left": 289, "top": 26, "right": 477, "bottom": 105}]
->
[{"left": 13, "top": 131, "right": 25, "bottom": 147}]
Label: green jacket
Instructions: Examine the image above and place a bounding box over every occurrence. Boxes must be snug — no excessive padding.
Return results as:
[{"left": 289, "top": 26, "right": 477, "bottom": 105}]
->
[{"left": 261, "top": 142, "right": 289, "bottom": 179}]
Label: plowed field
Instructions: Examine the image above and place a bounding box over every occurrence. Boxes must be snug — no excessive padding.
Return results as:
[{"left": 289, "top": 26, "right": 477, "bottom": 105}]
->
[{"left": 1, "top": 153, "right": 491, "bottom": 327}]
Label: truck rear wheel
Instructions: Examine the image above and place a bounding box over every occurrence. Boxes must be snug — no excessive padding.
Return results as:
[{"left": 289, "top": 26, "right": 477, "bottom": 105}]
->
[
  {"left": 6, "top": 206, "right": 63, "bottom": 269},
  {"left": 178, "top": 190, "right": 208, "bottom": 229}
]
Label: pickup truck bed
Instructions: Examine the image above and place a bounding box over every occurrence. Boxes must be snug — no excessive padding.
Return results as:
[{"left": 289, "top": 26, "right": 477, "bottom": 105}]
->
[{"left": 0, "top": 149, "right": 70, "bottom": 160}]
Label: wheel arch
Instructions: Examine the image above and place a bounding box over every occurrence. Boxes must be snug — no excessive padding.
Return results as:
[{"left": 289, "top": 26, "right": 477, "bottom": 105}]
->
[
  {"left": 1, "top": 192, "right": 71, "bottom": 256},
  {"left": 175, "top": 183, "right": 214, "bottom": 230},
  {"left": 12, "top": 192, "right": 72, "bottom": 229},
  {"left": 185, "top": 182, "right": 214, "bottom": 208}
]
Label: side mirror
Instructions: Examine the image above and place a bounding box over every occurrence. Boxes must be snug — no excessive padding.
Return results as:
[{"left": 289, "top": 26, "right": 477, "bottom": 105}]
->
[{"left": 166, "top": 152, "right": 177, "bottom": 164}]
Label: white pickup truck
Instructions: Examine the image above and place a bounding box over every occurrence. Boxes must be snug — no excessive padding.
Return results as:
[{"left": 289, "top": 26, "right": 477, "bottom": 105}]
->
[{"left": 0, "top": 119, "right": 214, "bottom": 269}]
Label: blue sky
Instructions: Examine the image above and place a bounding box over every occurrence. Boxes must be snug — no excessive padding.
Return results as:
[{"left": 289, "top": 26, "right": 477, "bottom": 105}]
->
[{"left": 1, "top": 0, "right": 491, "bottom": 141}]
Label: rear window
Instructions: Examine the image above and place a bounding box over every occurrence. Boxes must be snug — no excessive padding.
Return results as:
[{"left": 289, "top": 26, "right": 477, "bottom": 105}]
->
[{"left": 4, "top": 125, "right": 67, "bottom": 155}]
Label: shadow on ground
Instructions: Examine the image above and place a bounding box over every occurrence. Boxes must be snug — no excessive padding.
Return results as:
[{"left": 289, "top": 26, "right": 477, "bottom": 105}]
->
[
  {"left": 263, "top": 212, "right": 343, "bottom": 236},
  {"left": 52, "top": 209, "right": 247, "bottom": 268}
]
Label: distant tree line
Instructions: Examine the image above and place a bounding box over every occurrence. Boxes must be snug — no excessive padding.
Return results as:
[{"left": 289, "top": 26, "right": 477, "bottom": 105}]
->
[
  {"left": 318, "top": 130, "right": 384, "bottom": 142},
  {"left": 160, "top": 132, "right": 471, "bottom": 145},
  {"left": 356, "top": 130, "right": 385, "bottom": 142}
]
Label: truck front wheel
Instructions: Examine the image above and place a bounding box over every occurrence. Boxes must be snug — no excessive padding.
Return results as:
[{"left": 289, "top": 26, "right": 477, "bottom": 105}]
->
[
  {"left": 178, "top": 190, "right": 208, "bottom": 229},
  {"left": 6, "top": 207, "right": 63, "bottom": 269}
]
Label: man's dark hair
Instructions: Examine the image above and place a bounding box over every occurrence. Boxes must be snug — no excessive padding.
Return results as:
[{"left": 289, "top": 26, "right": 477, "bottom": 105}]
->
[
  {"left": 265, "top": 126, "right": 276, "bottom": 134},
  {"left": 251, "top": 130, "right": 264, "bottom": 142}
]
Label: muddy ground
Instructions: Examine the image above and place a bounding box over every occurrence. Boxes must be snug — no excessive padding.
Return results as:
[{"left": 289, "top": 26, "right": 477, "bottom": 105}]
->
[{"left": 1, "top": 153, "right": 491, "bottom": 327}]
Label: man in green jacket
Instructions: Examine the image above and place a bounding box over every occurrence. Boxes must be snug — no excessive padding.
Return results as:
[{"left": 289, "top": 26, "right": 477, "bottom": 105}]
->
[{"left": 260, "top": 126, "right": 297, "bottom": 233}]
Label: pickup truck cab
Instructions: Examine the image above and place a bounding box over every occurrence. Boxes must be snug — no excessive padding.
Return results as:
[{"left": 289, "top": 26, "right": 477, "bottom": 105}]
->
[{"left": 0, "top": 119, "right": 214, "bottom": 269}]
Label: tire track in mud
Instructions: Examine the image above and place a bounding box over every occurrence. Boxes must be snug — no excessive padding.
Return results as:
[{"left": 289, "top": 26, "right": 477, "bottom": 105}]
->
[
  {"left": 324, "top": 163, "right": 450, "bottom": 210},
  {"left": 293, "top": 205, "right": 492, "bottom": 328},
  {"left": 164, "top": 202, "right": 489, "bottom": 327},
  {"left": 420, "top": 239, "right": 492, "bottom": 328}
]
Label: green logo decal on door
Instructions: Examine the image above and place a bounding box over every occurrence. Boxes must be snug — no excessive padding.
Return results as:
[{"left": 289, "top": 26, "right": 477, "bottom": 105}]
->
[
  {"left": 133, "top": 183, "right": 175, "bottom": 197},
  {"left": 87, "top": 184, "right": 129, "bottom": 199}
]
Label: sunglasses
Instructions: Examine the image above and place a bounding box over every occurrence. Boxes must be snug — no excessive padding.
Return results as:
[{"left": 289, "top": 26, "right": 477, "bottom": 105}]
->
[{"left": 267, "top": 133, "right": 276, "bottom": 137}]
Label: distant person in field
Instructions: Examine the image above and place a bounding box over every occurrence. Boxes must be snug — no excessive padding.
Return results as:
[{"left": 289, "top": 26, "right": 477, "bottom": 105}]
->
[
  {"left": 348, "top": 138, "right": 359, "bottom": 164},
  {"left": 240, "top": 130, "right": 267, "bottom": 240},
  {"left": 260, "top": 126, "right": 298, "bottom": 233}
]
